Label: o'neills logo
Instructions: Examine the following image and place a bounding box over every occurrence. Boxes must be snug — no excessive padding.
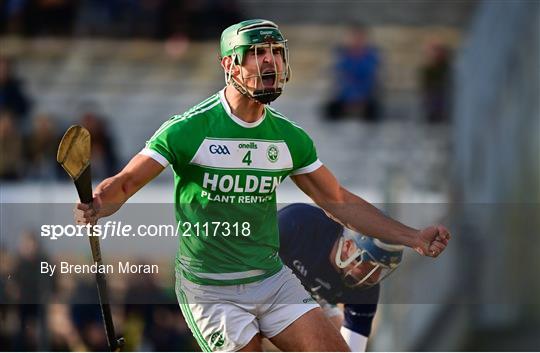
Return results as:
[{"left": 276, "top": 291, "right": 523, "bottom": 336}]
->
[{"left": 238, "top": 142, "right": 258, "bottom": 149}]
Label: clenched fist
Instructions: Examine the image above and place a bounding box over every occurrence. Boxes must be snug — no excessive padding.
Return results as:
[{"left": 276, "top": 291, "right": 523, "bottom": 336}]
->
[{"left": 413, "top": 225, "right": 451, "bottom": 257}]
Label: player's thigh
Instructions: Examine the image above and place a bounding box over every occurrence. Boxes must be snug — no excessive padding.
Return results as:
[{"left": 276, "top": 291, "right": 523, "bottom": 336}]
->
[
  {"left": 257, "top": 265, "right": 322, "bottom": 340},
  {"left": 238, "top": 333, "right": 262, "bottom": 352},
  {"left": 269, "top": 307, "right": 350, "bottom": 352}
]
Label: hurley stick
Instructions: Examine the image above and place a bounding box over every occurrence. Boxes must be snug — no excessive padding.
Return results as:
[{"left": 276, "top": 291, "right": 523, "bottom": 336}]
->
[{"left": 57, "top": 125, "right": 124, "bottom": 351}]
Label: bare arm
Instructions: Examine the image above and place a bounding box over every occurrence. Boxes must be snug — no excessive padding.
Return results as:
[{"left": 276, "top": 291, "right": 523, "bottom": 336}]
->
[
  {"left": 291, "top": 166, "right": 450, "bottom": 256},
  {"left": 75, "top": 154, "right": 165, "bottom": 224}
]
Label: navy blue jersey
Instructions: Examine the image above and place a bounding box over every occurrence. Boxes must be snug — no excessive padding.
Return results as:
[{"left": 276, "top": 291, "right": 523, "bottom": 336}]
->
[
  {"left": 278, "top": 204, "right": 379, "bottom": 336},
  {"left": 278, "top": 204, "right": 380, "bottom": 304}
]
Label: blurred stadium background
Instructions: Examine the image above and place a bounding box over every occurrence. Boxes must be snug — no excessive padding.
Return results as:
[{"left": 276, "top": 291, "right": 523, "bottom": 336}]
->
[{"left": 1, "top": 0, "right": 539, "bottom": 351}]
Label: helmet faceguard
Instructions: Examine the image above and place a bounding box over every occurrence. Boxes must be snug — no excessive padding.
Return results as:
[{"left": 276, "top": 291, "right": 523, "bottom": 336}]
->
[
  {"left": 335, "top": 230, "right": 404, "bottom": 288},
  {"left": 220, "top": 19, "right": 291, "bottom": 104}
]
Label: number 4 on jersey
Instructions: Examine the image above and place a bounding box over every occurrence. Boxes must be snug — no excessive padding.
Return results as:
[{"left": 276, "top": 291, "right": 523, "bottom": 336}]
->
[{"left": 242, "top": 151, "right": 252, "bottom": 166}]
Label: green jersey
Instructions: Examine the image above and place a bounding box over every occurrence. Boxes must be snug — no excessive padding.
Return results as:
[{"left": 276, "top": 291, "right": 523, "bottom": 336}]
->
[{"left": 142, "top": 89, "right": 321, "bottom": 285}]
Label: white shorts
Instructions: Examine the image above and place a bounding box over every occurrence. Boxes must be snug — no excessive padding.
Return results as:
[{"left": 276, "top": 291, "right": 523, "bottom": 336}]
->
[{"left": 175, "top": 265, "right": 319, "bottom": 352}]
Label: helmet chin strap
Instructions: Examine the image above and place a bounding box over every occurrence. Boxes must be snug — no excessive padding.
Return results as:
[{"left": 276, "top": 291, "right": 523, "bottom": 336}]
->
[{"left": 251, "top": 88, "right": 282, "bottom": 104}]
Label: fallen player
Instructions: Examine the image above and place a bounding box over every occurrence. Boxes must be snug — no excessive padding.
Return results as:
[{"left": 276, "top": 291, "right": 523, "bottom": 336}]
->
[{"left": 279, "top": 203, "right": 410, "bottom": 351}]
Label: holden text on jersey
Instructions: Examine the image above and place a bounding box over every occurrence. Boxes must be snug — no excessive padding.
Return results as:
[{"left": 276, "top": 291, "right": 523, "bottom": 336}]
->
[{"left": 201, "top": 172, "right": 281, "bottom": 203}]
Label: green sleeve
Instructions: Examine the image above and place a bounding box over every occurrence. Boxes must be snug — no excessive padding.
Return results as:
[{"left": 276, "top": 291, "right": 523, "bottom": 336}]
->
[
  {"left": 145, "top": 115, "right": 184, "bottom": 166},
  {"left": 290, "top": 128, "right": 322, "bottom": 175}
]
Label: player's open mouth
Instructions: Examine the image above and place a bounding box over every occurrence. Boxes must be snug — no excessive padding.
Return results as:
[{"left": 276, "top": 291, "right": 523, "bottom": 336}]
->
[{"left": 261, "top": 70, "right": 276, "bottom": 87}]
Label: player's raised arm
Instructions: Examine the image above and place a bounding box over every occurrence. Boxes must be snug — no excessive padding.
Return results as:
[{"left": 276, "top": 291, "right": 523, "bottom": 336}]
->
[
  {"left": 74, "top": 154, "right": 165, "bottom": 225},
  {"left": 291, "top": 165, "right": 450, "bottom": 257}
]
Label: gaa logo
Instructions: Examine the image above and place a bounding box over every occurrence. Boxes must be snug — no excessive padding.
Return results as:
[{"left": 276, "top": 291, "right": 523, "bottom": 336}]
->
[
  {"left": 266, "top": 145, "right": 279, "bottom": 162},
  {"left": 209, "top": 144, "right": 231, "bottom": 155},
  {"left": 210, "top": 331, "right": 225, "bottom": 348}
]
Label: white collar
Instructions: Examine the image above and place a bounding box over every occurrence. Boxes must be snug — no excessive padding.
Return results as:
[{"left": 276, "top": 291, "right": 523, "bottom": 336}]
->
[{"left": 219, "top": 88, "right": 266, "bottom": 128}]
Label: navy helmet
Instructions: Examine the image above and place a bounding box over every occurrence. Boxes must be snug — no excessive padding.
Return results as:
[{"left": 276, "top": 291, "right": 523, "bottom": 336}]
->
[
  {"left": 336, "top": 228, "right": 404, "bottom": 287},
  {"left": 278, "top": 203, "right": 403, "bottom": 288}
]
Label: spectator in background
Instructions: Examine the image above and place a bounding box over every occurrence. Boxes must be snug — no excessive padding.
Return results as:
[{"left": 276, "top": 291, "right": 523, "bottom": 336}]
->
[
  {"left": 131, "top": 0, "right": 167, "bottom": 39},
  {"left": 47, "top": 304, "right": 86, "bottom": 351},
  {"left": 0, "top": 56, "right": 32, "bottom": 126},
  {"left": 70, "top": 303, "right": 110, "bottom": 351},
  {"left": 75, "top": 0, "right": 167, "bottom": 39},
  {"left": 1, "top": 237, "right": 197, "bottom": 351},
  {"left": 184, "top": 0, "right": 242, "bottom": 40},
  {"left": 323, "top": 24, "right": 381, "bottom": 122},
  {"left": 27, "top": 0, "right": 76, "bottom": 36},
  {"left": 24, "top": 113, "right": 61, "bottom": 180},
  {"left": 0, "top": 111, "right": 24, "bottom": 180},
  {"left": 78, "top": 104, "right": 119, "bottom": 179},
  {"left": 12, "top": 231, "right": 52, "bottom": 351},
  {"left": 74, "top": 0, "right": 114, "bottom": 37},
  {"left": 146, "top": 305, "right": 196, "bottom": 351},
  {"left": 0, "top": 245, "right": 13, "bottom": 304},
  {"left": 0, "top": 0, "right": 29, "bottom": 34},
  {"left": 419, "top": 40, "right": 452, "bottom": 123},
  {"left": 68, "top": 276, "right": 112, "bottom": 351},
  {"left": 0, "top": 244, "right": 14, "bottom": 349},
  {"left": 123, "top": 261, "right": 198, "bottom": 351}
]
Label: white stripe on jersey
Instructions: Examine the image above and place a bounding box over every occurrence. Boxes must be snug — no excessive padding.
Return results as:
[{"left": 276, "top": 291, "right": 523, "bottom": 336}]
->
[
  {"left": 189, "top": 138, "right": 293, "bottom": 171},
  {"left": 266, "top": 106, "right": 304, "bottom": 130},
  {"left": 139, "top": 147, "right": 170, "bottom": 167},
  {"left": 290, "top": 159, "right": 323, "bottom": 175},
  {"left": 148, "top": 95, "right": 220, "bottom": 142}
]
